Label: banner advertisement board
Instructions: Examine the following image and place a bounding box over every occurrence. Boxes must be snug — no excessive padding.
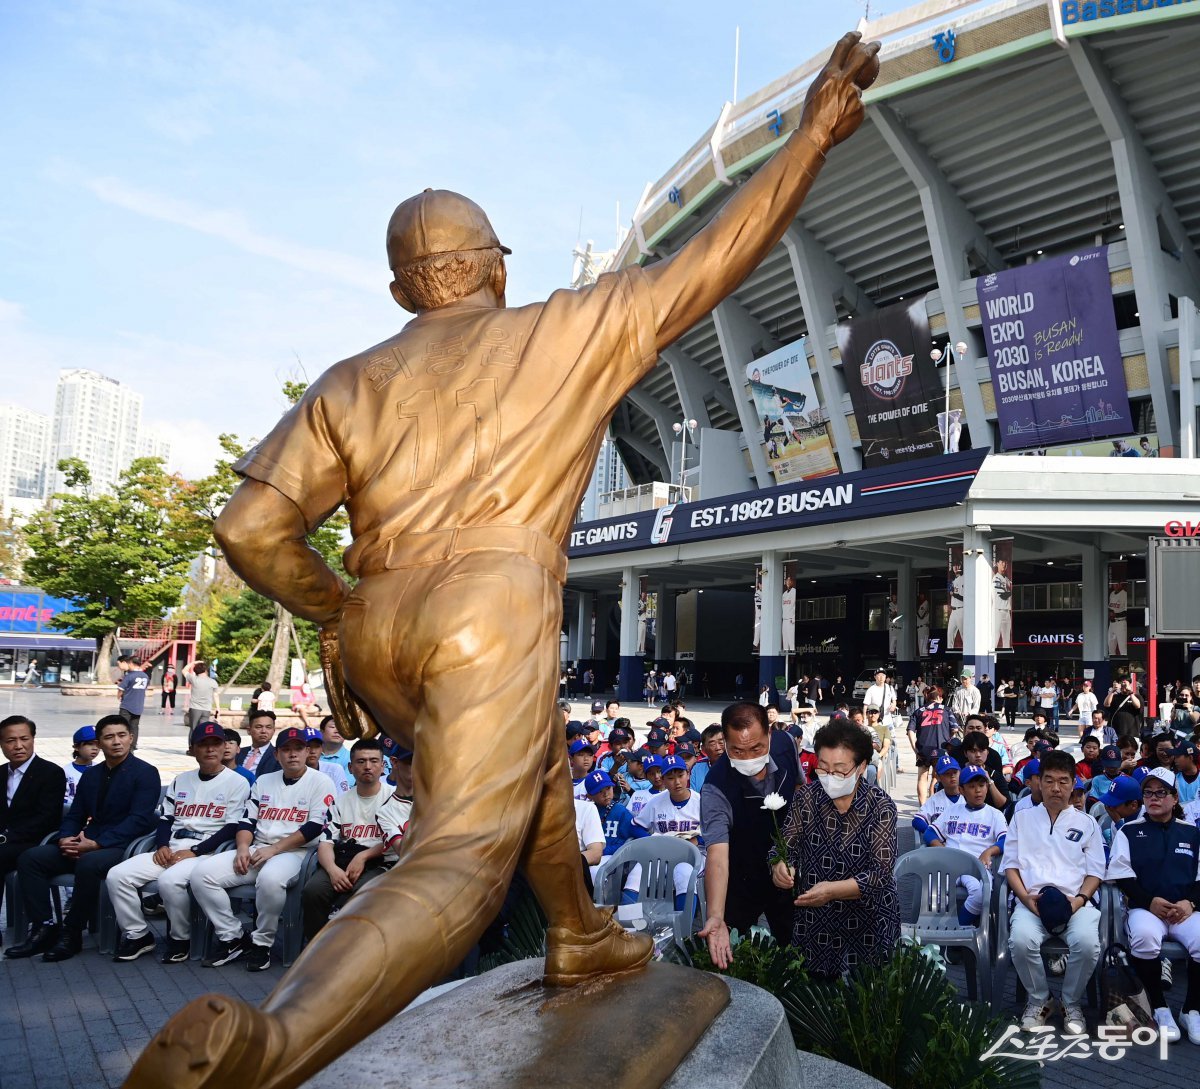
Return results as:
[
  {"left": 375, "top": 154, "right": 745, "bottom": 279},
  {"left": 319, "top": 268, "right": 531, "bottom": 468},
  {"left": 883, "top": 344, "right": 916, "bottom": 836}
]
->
[
  {"left": 752, "top": 567, "right": 763, "bottom": 653},
  {"left": 637, "top": 575, "right": 656, "bottom": 656},
  {"left": 1108, "top": 559, "right": 1128, "bottom": 658},
  {"left": 782, "top": 560, "right": 798, "bottom": 657},
  {"left": 992, "top": 538, "right": 1015, "bottom": 653},
  {"left": 887, "top": 581, "right": 899, "bottom": 658},
  {"left": 947, "top": 545, "right": 965, "bottom": 653},
  {"left": 837, "top": 296, "right": 943, "bottom": 467},
  {"left": 916, "top": 577, "right": 932, "bottom": 656},
  {"left": 1010, "top": 431, "right": 1159, "bottom": 459},
  {"left": 978, "top": 246, "right": 1132, "bottom": 450},
  {"left": 744, "top": 340, "right": 840, "bottom": 482}
]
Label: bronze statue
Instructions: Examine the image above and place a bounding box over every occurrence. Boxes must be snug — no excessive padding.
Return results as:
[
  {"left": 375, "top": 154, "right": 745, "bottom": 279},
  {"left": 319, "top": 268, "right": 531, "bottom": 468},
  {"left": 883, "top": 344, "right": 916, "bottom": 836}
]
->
[{"left": 126, "top": 31, "right": 879, "bottom": 1089}]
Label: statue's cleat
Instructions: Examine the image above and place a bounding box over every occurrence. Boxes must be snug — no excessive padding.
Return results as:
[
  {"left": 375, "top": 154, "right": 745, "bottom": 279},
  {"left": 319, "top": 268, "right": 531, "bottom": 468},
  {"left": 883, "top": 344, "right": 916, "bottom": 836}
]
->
[
  {"left": 543, "top": 908, "right": 654, "bottom": 986},
  {"left": 124, "top": 994, "right": 284, "bottom": 1089}
]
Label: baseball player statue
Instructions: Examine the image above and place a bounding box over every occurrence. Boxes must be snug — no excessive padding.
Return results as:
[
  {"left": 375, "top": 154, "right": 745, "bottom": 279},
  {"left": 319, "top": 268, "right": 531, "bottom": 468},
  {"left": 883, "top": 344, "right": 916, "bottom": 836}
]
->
[{"left": 127, "top": 31, "right": 880, "bottom": 1089}]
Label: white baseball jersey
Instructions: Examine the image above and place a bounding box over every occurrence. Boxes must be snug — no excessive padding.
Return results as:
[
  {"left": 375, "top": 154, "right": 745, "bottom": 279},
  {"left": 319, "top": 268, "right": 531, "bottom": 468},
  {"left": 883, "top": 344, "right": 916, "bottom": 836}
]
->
[
  {"left": 1014, "top": 793, "right": 1038, "bottom": 816},
  {"left": 377, "top": 791, "right": 414, "bottom": 852},
  {"left": 572, "top": 777, "right": 591, "bottom": 802},
  {"left": 243, "top": 767, "right": 335, "bottom": 846},
  {"left": 163, "top": 767, "right": 250, "bottom": 840},
  {"left": 575, "top": 798, "right": 604, "bottom": 850},
  {"left": 627, "top": 786, "right": 656, "bottom": 823},
  {"left": 781, "top": 587, "right": 796, "bottom": 622},
  {"left": 950, "top": 574, "right": 964, "bottom": 606},
  {"left": 320, "top": 760, "right": 352, "bottom": 795},
  {"left": 1109, "top": 589, "right": 1127, "bottom": 618},
  {"left": 63, "top": 762, "right": 89, "bottom": 808},
  {"left": 321, "top": 787, "right": 390, "bottom": 851},
  {"left": 1183, "top": 799, "right": 1200, "bottom": 833},
  {"left": 917, "top": 790, "right": 967, "bottom": 829},
  {"left": 935, "top": 803, "right": 1008, "bottom": 855},
  {"left": 634, "top": 790, "right": 703, "bottom": 842}
]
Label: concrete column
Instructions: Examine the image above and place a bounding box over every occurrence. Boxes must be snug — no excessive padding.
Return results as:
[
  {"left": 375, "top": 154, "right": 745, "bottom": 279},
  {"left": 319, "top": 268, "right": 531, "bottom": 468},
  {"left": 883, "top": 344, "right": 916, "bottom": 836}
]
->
[
  {"left": 566, "top": 601, "right": 580, "bottom": 664},
  {"left": 712, "top": 299, "right": 777, "bottom": 489},
  {"left": 618, "top": 567, "right": 643, "bottom": 702},
  {"left": 961, "top": 528, "right": 995, "bottom": 682},
  {"left": 1081, "top": 545, "right": 1112, "bottom": 696},
  {"left": 1182, "top": 297, "right": 1198, "bottom": 460},
  {"left": 656, "top": 585, "right": 676, "bottom": 662},
  {"left": 759, "top": 550, "right": 784, "bottom": 695}
]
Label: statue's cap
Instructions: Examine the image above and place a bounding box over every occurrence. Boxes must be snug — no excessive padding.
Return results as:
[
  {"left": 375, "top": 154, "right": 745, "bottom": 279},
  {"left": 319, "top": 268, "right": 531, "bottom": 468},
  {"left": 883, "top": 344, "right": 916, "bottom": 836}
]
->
[{"left": 387, "top": 189, "right": 510, "bottom": 269}]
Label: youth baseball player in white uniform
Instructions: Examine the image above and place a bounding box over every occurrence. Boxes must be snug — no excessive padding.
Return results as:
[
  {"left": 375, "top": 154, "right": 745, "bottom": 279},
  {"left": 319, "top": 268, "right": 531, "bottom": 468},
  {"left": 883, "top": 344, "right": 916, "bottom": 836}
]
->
[
  {"left": 628, "top": 756, "right": 704, "bottom": 901},
  {"left": 106, "top": 721, "right": 251, "bottom": 963},
  {"left": 191, "top": 726, "right": 334, "bottom": 971}
]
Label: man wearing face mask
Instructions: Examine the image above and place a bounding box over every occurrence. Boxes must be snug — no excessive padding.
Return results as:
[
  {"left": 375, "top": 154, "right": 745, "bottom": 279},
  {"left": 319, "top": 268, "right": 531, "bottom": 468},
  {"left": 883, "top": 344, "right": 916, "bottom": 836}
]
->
[{"left": 696, "top": 702, "right": 803, "bottom": 968}]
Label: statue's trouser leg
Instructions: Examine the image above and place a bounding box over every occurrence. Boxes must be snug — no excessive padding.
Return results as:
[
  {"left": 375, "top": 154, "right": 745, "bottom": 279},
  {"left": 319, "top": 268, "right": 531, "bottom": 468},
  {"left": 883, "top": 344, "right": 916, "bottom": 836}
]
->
[{"left": 253, "top": 554, "right": 605, "bottom": 1087}]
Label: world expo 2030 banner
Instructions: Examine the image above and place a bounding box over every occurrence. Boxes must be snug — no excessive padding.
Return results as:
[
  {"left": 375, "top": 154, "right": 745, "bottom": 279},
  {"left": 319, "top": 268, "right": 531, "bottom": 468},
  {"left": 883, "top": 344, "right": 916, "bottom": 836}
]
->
[
  {"left": 977, "top": 246, "right": 1132, "bottom": 450},
  {"left": 837, "top": 297, "right": 944, "bottom": 467}
]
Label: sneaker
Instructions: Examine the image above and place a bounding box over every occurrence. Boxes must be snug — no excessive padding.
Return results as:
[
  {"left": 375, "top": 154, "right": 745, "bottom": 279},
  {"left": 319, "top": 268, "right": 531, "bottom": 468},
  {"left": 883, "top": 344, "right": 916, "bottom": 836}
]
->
[
  {"left": 114, "top": 931, "right": 157, "bottom": 962},
  {"left": 1162, "top": 958, "right": 1173, "bottom": 987},
  {"left": 160, "top": 937, "right": 190, "bottom": 964},
  {"left": 1047, "top": 954, "right": 1068, "bottom": 977},
  {"left": 244, "top": 944, "right": 271, "bottom": 972},
  {"left": 1021, "top": 999, "right": 1055, "bottom": 1030},
  {"left": 1181, "top": 1010, "right": 1200, "bottom": 1045},
  {"left": 1154, "top": 1007, "right": 1182, "bottom": 1043},
  {"left": 1063, "top": 1004, "right": 1087, "bottom": 1036},
  {"left": 202, "top": 937, "right": 245, "bottom": 967},
  {"left": 141, "top": 894, "right": 165, "bottom": 918}
]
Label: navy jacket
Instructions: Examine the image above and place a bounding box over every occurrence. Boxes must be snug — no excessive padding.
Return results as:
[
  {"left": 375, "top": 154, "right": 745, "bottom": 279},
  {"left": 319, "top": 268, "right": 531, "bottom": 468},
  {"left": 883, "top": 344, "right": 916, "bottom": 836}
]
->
[
  {"left": 1113, "top": 817, "right": 1200, "bottom": 908},
  {"left": 59, "top": 754, "right": 159, "bottom": 848},
  {"left": 238, "top": 743, "right": 279, "bottom": 777}
]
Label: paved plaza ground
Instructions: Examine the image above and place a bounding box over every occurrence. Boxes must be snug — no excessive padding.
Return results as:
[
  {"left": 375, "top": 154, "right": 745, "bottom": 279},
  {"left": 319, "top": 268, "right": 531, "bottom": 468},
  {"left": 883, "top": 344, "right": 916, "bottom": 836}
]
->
[{"left": 1, "top": 687, "right": 1197, "bottom": 1086}]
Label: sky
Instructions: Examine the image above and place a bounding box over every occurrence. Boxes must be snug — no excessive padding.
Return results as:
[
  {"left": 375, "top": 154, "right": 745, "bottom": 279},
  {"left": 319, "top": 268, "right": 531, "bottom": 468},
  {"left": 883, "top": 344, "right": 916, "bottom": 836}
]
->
[{"left": 0, "top": 0, "right": 873, "bottom": 478}]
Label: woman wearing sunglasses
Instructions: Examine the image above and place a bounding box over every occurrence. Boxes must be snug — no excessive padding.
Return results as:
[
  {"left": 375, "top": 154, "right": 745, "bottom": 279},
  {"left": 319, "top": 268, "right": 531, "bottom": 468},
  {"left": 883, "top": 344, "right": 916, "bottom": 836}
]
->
[{"left": 1107, "top": 767, "right": 1200, "bottom": 1044}]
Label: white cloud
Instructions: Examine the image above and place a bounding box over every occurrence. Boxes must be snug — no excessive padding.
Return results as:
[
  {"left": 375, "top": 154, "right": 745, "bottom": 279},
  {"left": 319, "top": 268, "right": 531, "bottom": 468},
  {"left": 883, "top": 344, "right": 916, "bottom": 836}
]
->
[
  {"left": 0, "top": 299, "right": 24, "bottom": 322},
  {"left": 84, "top": 176, "right": 385, "bottom": 292}
]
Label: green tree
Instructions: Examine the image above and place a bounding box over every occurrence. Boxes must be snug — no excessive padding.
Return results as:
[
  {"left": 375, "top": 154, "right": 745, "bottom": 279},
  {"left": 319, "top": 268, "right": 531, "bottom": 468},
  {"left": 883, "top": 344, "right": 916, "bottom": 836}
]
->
[
  {"left": 23, "top": 457, "right": 207, "bottom": 676},
  {"left": 0, "top": 510, "right": 30, "bottom": 581}
]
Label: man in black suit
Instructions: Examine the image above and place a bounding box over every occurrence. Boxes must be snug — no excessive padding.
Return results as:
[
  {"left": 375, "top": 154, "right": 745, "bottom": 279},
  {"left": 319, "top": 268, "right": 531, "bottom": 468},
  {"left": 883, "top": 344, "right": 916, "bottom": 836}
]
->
[
  {"left": 1, "top": 716, "right": 68, "bottom": 946},
  {"left": 6, "top": 714, "right": 159, "bottom": 962},
  {"left": 237, "top": 710, "right": 280, "bottom": 776}
]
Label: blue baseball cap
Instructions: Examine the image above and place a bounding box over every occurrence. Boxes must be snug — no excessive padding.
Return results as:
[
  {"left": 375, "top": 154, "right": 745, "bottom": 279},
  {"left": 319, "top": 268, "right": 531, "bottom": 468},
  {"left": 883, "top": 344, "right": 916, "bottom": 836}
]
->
[
  {"left": 645, "top": 728, "right": 670, "bottom": 747},
  {"left": 584, "top": 770, "right": 614, "bottom": 795},
  {"left": 1073, "top": 776, "right": 1087, "bottom": 791},
  {"left": 1171, "top": 740, "right": 1199, "bottom": 759},
  {"left": 674, "top": 742, "right": 697, "bottom": 758},
  {"left": 302, "top": 727, "right": 323, "bottom": 744},
  {"left": 644, "top": 755, "right": 666, "bottom": 771},
  {"left": 565, "top": 720, "right": 589, "bottom": 739},
  {"left": 190, "top": 720, "right": 225, "bottom": 746},
  {"left": 568, "top": 739, "right": 595, "bottom": 756},
  {"left": 1098, "top": 775, "right": 1142, "bottom": 807},
  {"left": 1022, "top": 759, "right": 1041, "bottom": 778},
  {"left": 276, "top": 726, "right": 307, "bottom": 748},
  {"left": 1100, "top": 745, "right": 1122, "bottom": 768},
  {"left": 660, "top": 755, "right": 687, "bottom": 774},
  {"left": 960, "top": 765, "right": 989, "bottom": 785},
  {"left": 626, "top": 748, "right": 649, "bottom": 765},
  {"left": 1131, "top": 765, "right": 1151, "bottom": 784},
  {"left": 935, "top": 755, "right": 961, "bottom": 775},
  {"left": 72, "top": 725, "right": 97, "bottom": 744}
]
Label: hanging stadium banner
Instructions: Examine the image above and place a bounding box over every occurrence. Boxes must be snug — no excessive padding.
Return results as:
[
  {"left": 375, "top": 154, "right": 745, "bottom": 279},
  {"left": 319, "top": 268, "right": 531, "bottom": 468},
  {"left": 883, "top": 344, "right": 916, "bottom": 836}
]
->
[
  {"left": 1108, "top": 559, "right": 1128, "bottom": 659},
  {"left": 782, "top": 560, "right": 798, "bottom": 658},
  {"left": 916, "top": 577, "right": 932, "bottom": 656},
  {"left": 637, "top": 576, "right": 656, "bottom": 655},
  {"left": 992, "top": 538, "right": 1014, "bottom": 654},
  {"left": 744, "top": 339, "right": 840, "bottom": 482},
  {"left": 947, "top": 545, "right": 965, "bottom": 653},
  {"left": 752, "top": 566, "right": 763, "bottom": 654},
  {"left": 978, "top": 246, "right": 1132, "bottom": 450},
  {"left": 837, "top": 296, "right": 943, "bottom": 467}
]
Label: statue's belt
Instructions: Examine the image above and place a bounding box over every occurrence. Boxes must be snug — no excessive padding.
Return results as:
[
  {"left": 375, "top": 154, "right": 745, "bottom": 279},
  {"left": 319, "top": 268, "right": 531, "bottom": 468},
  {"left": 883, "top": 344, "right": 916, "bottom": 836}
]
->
[{"left": 360, "top": 525, "right": 567, "bottom": 584}]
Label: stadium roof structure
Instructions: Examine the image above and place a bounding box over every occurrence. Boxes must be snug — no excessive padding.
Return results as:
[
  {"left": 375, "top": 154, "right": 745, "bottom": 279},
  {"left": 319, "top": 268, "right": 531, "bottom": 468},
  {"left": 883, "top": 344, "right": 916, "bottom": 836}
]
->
[{"left": 604, "top": 0, "right": 1200, "bottom": 487}]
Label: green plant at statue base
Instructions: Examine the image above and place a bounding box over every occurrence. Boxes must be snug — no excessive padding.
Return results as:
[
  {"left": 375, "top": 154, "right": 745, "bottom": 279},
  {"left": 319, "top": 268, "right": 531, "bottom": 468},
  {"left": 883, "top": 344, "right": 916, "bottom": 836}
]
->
[
  {"left": 685, "top": 928, "right": 807, "bottom": 995},
  {"left": 778, "top": 941, "right": 1040, "bottom": 1089}
]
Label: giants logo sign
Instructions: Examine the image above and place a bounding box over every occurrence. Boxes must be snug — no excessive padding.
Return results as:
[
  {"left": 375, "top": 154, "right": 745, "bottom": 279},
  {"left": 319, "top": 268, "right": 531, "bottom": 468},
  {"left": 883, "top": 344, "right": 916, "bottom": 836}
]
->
[{"left": 1164, "top": 521, "right": 1200, "bottom": 538}]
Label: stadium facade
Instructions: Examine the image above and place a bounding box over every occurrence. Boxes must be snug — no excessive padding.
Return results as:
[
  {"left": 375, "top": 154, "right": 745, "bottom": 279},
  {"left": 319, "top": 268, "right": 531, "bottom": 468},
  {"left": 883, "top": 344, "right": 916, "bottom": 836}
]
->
[{"left": 561, "top": 0, "right": 1200, "bottom": 707}]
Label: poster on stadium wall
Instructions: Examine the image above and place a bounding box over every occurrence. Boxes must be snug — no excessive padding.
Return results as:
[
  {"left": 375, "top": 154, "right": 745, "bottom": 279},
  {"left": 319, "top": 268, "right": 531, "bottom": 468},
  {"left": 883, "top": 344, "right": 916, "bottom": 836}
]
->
[
  {"left": 1010, "top": 431, "right": 1160, "bottom": 459},
  {"left": 947, "top": 545, "right": 965, "bottom": 653},
  {"left": 837, "top": 296, "right": 943, "bottom": 467},
  {"left": 977, "top": 246, "right": 1132, "bottom": 450},
  {"left": 916, "top": 577, "right": 932, "bottom": 656},
  {"left": 1107, "top": 560, "right": 1128, "bottom": 659},
  {"left": 782, "top": 560, "right": 798, "bottom": 659},
  {"left": 744, "top": 340, "right": 840, "bottom": 482},
  {"left": 992, "top": 538, "right": 1014, "bottom": 654},
  {"left": 637, "top": 575, "right": 656, "bottom": 655},
  {"left": 752, "top": 566, "right": 763, "bottom": 653},
  {"left": 887, "top": 581, "right": 899, "bottom": 659}
]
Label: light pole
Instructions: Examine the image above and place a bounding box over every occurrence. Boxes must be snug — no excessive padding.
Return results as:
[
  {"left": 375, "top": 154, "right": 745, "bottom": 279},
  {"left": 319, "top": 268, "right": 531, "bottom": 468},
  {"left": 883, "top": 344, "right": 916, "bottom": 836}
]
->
[
  {"left": 672, "top": 418, "right": 698, "bottom": 494},
  {"left": 929, "top": 341, "right": 968, "bottom": 453}
]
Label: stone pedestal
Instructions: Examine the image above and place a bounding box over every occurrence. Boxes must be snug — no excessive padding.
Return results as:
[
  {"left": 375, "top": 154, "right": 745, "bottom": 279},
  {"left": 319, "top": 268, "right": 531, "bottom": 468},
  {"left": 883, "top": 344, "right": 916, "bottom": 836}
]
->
[{"left": 303, "top": 959, "right": 801, "bottom": 1089}]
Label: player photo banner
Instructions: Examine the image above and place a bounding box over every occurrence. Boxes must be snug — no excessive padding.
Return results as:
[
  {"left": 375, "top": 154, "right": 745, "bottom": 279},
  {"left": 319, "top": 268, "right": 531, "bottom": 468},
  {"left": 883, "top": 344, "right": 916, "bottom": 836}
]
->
[
  {"left": 782, "top": 560, "right": 798, "bottom": 658},
  {"left": 992, "top": 538, "right": 1014, "bottom": 654},
  {"left": 947, "top": 545, "right": 964, "bottom": 654},
  {"left": 636, "top": 575, "right": 656, "bottom": 656},
  {"left": 916, "top": 577, "right": 932, "bottom": 656},
  {"left": 837, "top": 296, "right": 942, "bottom": 467},
  {"left": 744, "top": 339, "right": 840, "bottom": 482},
  {"left": 977, "top": 245, "right": 1132, "bottom": 450},
  {"left": 752, "top": 566, "right": 763, "bottom": 654},
  {"left": 1107, "top": 559, "right": 1128, "bottom": 659}
]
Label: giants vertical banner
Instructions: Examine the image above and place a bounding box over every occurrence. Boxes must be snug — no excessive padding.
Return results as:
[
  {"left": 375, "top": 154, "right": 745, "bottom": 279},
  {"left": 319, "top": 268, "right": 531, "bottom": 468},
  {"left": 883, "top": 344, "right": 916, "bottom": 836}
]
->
[
  {"left": 977, "top": 246, "right": 1132, "bottom": 449},
  {"left": 752, "top": 567, "right": 763, "bottom": 653},
  {"left": 782, "top": 560, "right": 798, "bottom": 659},
  {"left": 916, "top": 577, "right": 932, "bottom": 656},
  {"left": 1108, "top": 560, "right": 1128, "bottom": 659},
  {"left": 745, "top": 340, "right": 840, "bottom": 482},
  {"left": 992, "top": 538, "right": 1014, "bottom": 654},
  {"left": 947, "top": 545, "right": 965, "bottom": 653},
  {"left": 636, "top": 576, "right": 656, "bottom": 656},
  {"left": 837, "top": 297, "right": 943, "bottom": 466},
  {"left": 887, "top": 581, "right": 899, "bottom": 659}
]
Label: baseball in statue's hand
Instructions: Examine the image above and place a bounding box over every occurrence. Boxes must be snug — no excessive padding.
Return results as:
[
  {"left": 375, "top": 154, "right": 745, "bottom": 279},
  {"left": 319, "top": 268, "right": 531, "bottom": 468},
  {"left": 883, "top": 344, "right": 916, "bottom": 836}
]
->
[{"left": 802, "top": 31, "right": 882, "bottom": 149}]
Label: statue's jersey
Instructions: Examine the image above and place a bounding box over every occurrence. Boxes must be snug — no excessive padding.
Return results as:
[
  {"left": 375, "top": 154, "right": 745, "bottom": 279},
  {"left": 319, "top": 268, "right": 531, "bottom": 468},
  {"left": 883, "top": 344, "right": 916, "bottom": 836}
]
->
[{"left": 235, "top": 269, "right": 657, "bottom": 576}]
